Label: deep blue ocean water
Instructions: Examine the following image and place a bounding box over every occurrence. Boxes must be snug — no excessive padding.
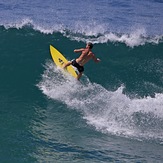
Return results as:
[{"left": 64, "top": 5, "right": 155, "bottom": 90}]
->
[{"left": 0, "top": 0, "right": 163, "bottom": 162}]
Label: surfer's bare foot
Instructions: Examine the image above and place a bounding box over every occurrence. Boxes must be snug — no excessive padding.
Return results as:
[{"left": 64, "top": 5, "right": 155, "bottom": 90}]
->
[{"left": 62, "top": 64, "right": 66, "bottom": 69}]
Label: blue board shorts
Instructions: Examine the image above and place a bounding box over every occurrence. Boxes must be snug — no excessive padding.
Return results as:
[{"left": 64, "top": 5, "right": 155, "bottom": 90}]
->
[{"left": 72, "top": 59, "right": 84, "bottom": 73}]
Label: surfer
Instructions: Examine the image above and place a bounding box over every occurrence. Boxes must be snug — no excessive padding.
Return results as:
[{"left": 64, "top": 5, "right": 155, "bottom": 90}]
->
[{"left": 63, "top": 42, "right": 101, "bottom": 80}]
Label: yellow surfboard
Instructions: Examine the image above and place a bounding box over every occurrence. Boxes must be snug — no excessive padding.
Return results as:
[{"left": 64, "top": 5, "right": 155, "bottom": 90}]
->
[{"left": 50, "top": 45, "right": 78, "bottom": 79}]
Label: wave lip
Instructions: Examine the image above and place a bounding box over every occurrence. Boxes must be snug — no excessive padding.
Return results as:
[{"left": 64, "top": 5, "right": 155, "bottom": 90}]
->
[
  {"left": 1, "top": 18, "right": 163, "bottom": 47},
  {"left": 1, "top": 18, "right": 64, "bottom": 34}
]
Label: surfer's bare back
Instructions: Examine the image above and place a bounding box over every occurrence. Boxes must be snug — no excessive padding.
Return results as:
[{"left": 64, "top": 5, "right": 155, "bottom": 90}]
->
[{"left": 63, "top": 42, "right": 101, "bottom": 80}]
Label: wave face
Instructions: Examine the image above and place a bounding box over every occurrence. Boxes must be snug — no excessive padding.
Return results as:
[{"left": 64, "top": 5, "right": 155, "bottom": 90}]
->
[
  {"left": 1, "top": 25, "right": 163, "bottom": 141},
  {"left": 1, "top": 1, "right": 163, "bottom": 162}
]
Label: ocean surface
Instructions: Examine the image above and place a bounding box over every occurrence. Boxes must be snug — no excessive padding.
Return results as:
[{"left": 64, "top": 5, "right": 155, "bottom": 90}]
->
[{"left": 0, "top": 0, "right": 163, "bottom": 162}]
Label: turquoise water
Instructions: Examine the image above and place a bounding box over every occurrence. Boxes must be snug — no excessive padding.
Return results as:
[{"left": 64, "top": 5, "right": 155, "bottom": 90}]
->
[{"left": 0, "top": 0, "right": 163, "bottom": 162}]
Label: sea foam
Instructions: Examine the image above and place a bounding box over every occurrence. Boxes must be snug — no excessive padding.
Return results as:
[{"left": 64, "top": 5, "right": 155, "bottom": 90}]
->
[
  {"left": 1, "top": 18, "right": 163, "bottom": 47},
  {"left": 38, "top": 60, "right": 163, "bottom": 142}
]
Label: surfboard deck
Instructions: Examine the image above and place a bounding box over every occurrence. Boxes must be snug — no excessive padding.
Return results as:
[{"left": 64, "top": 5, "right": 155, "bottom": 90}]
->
[{"left": 50, "top": 45, "right": 78, "bottom": 79}]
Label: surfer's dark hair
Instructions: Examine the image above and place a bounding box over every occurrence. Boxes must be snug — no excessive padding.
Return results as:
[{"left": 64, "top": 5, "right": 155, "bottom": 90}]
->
[{"left": 87, "top": 42, "right": 93, "bottom": 49}]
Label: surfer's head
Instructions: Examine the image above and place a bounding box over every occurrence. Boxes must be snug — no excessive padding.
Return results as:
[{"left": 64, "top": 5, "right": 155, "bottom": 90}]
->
[{"left": 87, "top": 42, "right": 93, "bottom": 49}]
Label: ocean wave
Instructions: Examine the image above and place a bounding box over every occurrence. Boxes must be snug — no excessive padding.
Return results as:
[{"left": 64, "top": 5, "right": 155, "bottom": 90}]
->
[
  {"left": 64, "top": 29, "right": 163, "bottom": 47},
  {"left": 38, "top": 61, "right": 163, "bottom": 142},
  {"left": 0, "top": 18, "right": 64, "bottom": 34},
  {"left": 1, "top": 18, "right": 163, "bottom": 47}
]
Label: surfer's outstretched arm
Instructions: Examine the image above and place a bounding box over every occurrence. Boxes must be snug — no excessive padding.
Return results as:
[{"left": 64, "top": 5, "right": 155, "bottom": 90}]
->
[
  {"left": 74, "top": 48, "right": 85, "bottom": 53},
  {"left": 92, "top": 54, "right": 101, "bottom": 63}
]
